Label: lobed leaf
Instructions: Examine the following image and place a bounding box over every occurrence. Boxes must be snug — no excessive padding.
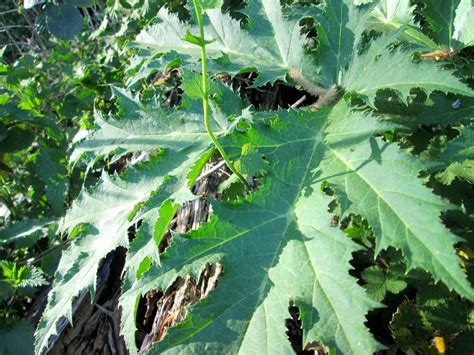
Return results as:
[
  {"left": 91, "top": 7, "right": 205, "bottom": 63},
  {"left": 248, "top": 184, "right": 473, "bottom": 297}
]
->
[
  {"left": 343, "top": 34, "right": 474, "bottom": 106},
  {"left": 0, "top": 219, "right": 54, "bottom": 246},
  {"left": 120, "top": 102, "right": 473, "bottom": 354},
  {"left": 440, "top": 126, "right": 474, "bottom": 164},
  {"left": 131, "top": 0, "right": 317, "bottom": 87},
  {"left": 36, "top": 80, "right": 243, "bottom": 355},
  {"left": 34, "top": 150, "right": 203, "bottom": 354},
  {"left": 121, "top": 106, "right": 383, "bottom": 354},
  {"left": 314, "top": 0, "right": 368, "bottom": 86},
  {"left": 71, "top": 84, "right": 240, "bottom": 163},
  {"left": 35, "top": 1, "right": 474, "bottom": 354},
  {"left": 365, "top": 0, "right": 437, "bottom": 48},
  {"left": 420, "top": 0, "right": 474, "bottom": 48}
]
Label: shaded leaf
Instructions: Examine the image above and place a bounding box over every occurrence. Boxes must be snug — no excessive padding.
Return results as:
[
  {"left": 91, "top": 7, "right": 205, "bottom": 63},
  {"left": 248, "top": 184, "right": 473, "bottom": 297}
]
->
[
  {"left": 46, "top": 4, "right": 83, "bottom": 40},
  {"left": 0, "top": 219, "right": 55, "bottom": 246},
  {"left": 343, "top": 34, "right": 474, "bottom": 106},
  {"left": 420, "top": 0, "right": 474, "bottom": 48},
  {"left": 0, "top": 320, "right": 34, "bottom": 355},
  {"left": 131, "top": 0, "right": 317, "bottom": 87}
]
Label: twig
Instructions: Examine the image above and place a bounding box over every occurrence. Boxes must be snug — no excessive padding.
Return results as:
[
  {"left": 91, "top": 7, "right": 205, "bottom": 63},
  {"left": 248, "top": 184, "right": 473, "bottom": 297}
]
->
[
  {"left": 21, "top": 10, "right": 47, "bottom": 50},
  {"left": 288, "top": 69, "right": 327, "bottom": 97},
  {"left": 218, "top": 169, "right": 231, "bottom": 177},
  {"left": 19, "top": 239, "right": 71, "bottom": 265},
  {"left": 310, "top": 84, "right": 339, "bottom": 111},
  {"left": 95, "top": 303, "right": 114, "bottom": 318},
  {"left": 107, "top": 325, "right": 118, "bottom": 355},
  {"left": 0, "top": 19, "right": 23, "bottom": 54},
  {"left": 0, "top": 9, "right": 21, "bottom": 16},
  {"left": 0, "top": 25, "right": 30, "bottom": 29},
  {"left": 288, "top": 69, "right": 340, "bottom": 110},
  {"left": 291, "top": 95, "right": 306, "bottom": 108},
  {"left": 196, "top": 160, "right": 226, "bottom": 182},
  {"left": 0, "top": 40, "right": 35, "bottom": 47}
]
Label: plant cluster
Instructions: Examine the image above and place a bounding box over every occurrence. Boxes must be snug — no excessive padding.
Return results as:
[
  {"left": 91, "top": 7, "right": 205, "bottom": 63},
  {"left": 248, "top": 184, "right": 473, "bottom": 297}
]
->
[{"left": 1, "top": 0, "right": 473, "bottom": 354}]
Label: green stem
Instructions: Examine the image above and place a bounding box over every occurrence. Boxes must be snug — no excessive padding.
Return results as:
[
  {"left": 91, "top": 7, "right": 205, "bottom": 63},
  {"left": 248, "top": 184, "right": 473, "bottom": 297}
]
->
[{"left": 192, "top": 1, "right": 250, "bottom": 190}]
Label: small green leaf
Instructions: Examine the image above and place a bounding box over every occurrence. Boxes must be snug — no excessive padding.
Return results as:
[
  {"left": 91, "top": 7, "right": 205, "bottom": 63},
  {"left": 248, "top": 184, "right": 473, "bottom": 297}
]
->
[
  {"left": 385, "top": 277, "right": 407, "bottom": 294},
  {"left": 0, "top": 320, "right": 34, "bottom": 355},
  {"left": 182, "top": 69, "right": 204, "bottom": 99},
  {"left": 422, "top": 300, "right": 469, "bottom": 333},
  {"left": 436, "top": 160, "right": 474, "bottom": 184},
  {"left": 46, "top": 4, "right": 83, "bottom": 40},
  {"left": 0, "top": 262, "right": 47, "bottom": 288},
  {"left": 391, "top": 302, "right": 432, "bottom": 352},
  {"left": 361, "top": 265, "right": 407, "bottom": 301},
  {"left": 0, "top": 219, "right": 55, "bottom": 247},
  {"left": 183, "top": 29, "right": 214, "bottom": 47},
  {"left": 16, "top": 265, "right": 48, "bottom": 288}
]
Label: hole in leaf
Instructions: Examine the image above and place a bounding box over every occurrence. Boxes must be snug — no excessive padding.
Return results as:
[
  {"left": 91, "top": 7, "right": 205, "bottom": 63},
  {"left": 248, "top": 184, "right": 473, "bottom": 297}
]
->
[
  {"left": 127, "top": 219, "right": 142, "bottom": 244},
  {"left": 286, "top": 303, "right": 327, "bottom": 354},
  {"left": 44, "top": 249, "right": 126, "bottom": 353},
  {"left": 226, "top": 73, "right": 317, "bottom": 110},
  {"left": 136, "top": 263, "right": 223, "bottom": 352},
  {"left": 137, "top": 153, "right": 259, "bottom": 350}
]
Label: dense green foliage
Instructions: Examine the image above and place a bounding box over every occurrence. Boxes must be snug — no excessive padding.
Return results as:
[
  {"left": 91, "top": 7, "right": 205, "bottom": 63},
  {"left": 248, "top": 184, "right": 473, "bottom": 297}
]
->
[{"left": 1, "top": 0, "right": 473, "bottom": 354}]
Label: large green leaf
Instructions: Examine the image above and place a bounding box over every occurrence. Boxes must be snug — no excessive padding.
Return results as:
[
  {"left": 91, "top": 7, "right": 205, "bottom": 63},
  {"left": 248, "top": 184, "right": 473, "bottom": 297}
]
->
[
  {"left": 34, "top": 85, "right": 228, "bottom": 354},
  {"left": 45, "top": 4, "right": 83, "bottom": 40},
  {"left": 319, "top": 103, "right": 473, "bottom": 298},
  {"left": 34, "top": 149, "right": 203, "bottom": 355},
  {"left": 35, "top": 81, "right": 245, "bottom": 355},
  {"left": 420, "top": 0, "right": 474, "bottom": 48},
  {"left": 35, "top": 1, "right": 474, "bottom": 354},
  {"left": 365, "top": 0, "right": 437, "bottom": 48},
  {"left": 453, "top": 0, "right": 474, "bottom": 47},
  {"left": 71, "top": 85, "right": 242, "bottom": 163},
  {"left": 121, "top": 105, "right": 383, "bottom": 355},
  {"left": 343, "top": 34, "right": 474, "bottom": 106},
  {"left": 314, "top": 0, "right": 368, "bottom": 85},
  {"left": 131, "top": 0, "right": 317, "bottom": 87},
  {"left": 120, "top": 101, "right": 473, "bottom": 355}
]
